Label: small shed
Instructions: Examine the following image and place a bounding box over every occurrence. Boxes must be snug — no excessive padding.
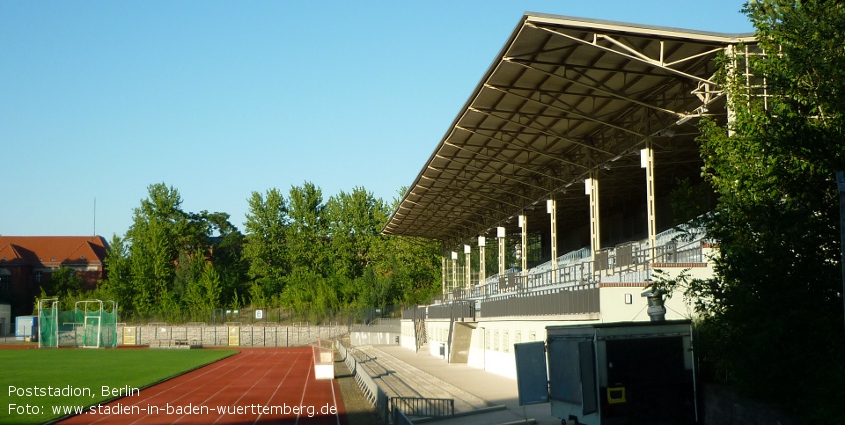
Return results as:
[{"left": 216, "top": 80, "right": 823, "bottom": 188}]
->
[{"left": 516, "top": 320, "right": 697, "bottom": 425}]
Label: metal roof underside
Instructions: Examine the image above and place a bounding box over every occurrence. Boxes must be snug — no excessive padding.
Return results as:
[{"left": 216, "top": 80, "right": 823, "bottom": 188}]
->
[{"left": 383, "top": 13, "right": 755, "bottom": 246}]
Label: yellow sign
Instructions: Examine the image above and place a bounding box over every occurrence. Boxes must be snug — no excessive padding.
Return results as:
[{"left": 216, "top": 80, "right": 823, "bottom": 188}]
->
[
  {"left": 228, "top": 326, "right": 240, "bottom": 346},
  {"left": 607, "top": 387, "right": 626, "bottom": 404},
  {"left": 123, "top": 327, "right": 136, "bottom": 346}
]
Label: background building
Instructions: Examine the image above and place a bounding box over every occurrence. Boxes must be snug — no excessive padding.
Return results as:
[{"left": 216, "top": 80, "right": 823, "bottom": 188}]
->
[{"left": 0, "top": 236, "right": 108, "bottom": 320}]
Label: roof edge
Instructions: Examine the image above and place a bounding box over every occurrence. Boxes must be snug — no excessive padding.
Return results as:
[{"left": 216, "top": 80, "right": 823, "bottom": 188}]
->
[{"left": 525, "top": 12, "right": 756, "bottom": 42}]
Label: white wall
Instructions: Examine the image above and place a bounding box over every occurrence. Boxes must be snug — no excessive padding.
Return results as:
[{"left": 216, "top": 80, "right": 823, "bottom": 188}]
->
[
  {"left": 400, "top": 320, "right": 416, "bottom": 350},
  {"left": 599, "top": 285, "right": 694, "bottom": 322},
  {"left": 468, "top": 318, "right": 597, "bottom": 379},
  {"left": 426, "top": 319, "right": 451, "bottom": 360}
]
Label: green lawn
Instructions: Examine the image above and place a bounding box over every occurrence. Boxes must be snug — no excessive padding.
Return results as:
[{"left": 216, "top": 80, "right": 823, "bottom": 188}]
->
[{"left": 1, "top": 348, "right": 236, "bottom": 424}]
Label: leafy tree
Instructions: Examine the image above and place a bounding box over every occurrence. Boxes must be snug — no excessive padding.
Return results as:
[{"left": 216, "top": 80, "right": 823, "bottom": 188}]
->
[
  {"left": 108, "top": 183, "right": 243, "bottom": 318},
  {"left": 286, "top": 182, "right": 328, "bottom": 275},
  {"left": 657, "top": 1, "right": 845, "bottom": 422},
  {"left": 184, "top": 260, "right": 222, "bottom": 313},
  {"left": 280, "top": 267, "right": 339, "bottom": 321},
  {"left": 243, "top": 188, "right": 290, "bottom": 303},
  {"left": 127, "top": 215, "right": 176, "bottom": 315},
  {"left": 367, "top": 189, "right": 441, "bottom": 307},
  {"left": 325, "top": 187, "right": 388, "bottom": 292},
  {"left": 201, "top": 211, "right": 247, "bottom": 306},
  {"left": 99, "top": 235, "right": 133, "bottom": 308},
  {"left": 178, "top": 249, "right": 207, "bottom": 311},
  {"left": 40, "top": 267, "right": 86, "bottom": 300}
]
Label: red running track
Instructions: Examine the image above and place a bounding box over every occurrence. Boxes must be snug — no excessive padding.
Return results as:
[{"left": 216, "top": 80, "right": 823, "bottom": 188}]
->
[{"left": 59, "top": 347, "right": 348, "bottom": 425}]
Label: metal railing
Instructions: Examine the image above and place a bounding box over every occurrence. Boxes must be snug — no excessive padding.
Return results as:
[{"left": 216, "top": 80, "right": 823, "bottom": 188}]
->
[
  {"left": 426, "top": 301, "right": 474, "bottom": 321},
  {"left": 439, "top": 240, "right": 705, "bottom": 302},
  {"left": 479, "top": 285, "right": 600, "bottom": 318},
  {"left": 391, "top": 397, "right": 454, "bottom": 418}
]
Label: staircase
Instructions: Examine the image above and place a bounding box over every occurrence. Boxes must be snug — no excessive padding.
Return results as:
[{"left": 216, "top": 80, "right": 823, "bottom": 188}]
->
[{"left": 414, "top": 319, "right": 427, "bottom": 352}]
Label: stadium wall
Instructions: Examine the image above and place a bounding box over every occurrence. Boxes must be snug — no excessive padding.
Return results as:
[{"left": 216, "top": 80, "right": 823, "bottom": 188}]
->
[{"left": 114, "top": 324, "right": 348, "bottom": 347}]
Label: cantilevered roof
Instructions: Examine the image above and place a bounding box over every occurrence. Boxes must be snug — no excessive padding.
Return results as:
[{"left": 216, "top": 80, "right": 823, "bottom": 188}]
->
[{"left": 383, "top": 13, "right": 754, "bottom": 245}]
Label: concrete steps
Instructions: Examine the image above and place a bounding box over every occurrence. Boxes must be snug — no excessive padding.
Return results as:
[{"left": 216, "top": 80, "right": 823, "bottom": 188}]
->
[{"left": 354, "top": 345, "right": 491, "bottom": 415}]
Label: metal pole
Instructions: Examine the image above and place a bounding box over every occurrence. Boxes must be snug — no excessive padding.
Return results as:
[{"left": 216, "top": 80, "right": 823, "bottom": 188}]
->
[{"left": 837, "top": 171, "right": 845, "bottom": 342}]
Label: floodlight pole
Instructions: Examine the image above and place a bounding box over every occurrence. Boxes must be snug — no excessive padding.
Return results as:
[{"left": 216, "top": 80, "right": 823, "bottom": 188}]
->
[{"left": 837, "top": 171, "right": 845, "bottom": 343}]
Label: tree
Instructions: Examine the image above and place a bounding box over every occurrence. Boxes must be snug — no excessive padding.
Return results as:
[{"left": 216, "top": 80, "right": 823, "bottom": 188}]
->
[
  {"left": 100, "top": 235, "right": 133, "bottom": 308},
  {"left": 658, "top": 1, "right": 845, "bottom": 422},
  {"left": 286, "top": 182, "right": 328, "bottom": 275},
  {"left": 109, "top": 183, "right": 243, "bottom": 318},
  {"left": 324, "top": 187, "right": 387, "bottom": 290},
  {"left": 184, "top": 260, "right": 222, "bottom": 313},
  {"left": 243, "top": 188, "right": 290, "bottom": 304},
  {"left": 40, "top": 267, "right": 85, "bottom": 299},
  {"left": 367, "top": 188, "right": 441, "bottom": 307},
  {"left": 201, "top": 211, "right": 247, "bottom": 306}
]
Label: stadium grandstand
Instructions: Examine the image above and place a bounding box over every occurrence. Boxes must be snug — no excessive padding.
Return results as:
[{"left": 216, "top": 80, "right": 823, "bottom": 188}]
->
[{"left": 381, "top": 12, "right": 757, "bottom": 381}]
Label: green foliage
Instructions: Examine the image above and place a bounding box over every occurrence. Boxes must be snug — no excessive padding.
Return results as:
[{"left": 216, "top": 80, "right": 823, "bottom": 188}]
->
[
  {"left": 39, "top": 267, "right": 85, "bottom": 301},
  {"left": 182, "top": 254, "right": 222, "bottom": 312},
  {"left": 243, "top": 188, "right": 290, "bottom": 299},
  {"left": 243, "top": 183, "right": 441, "bottom": 313},
  {"left": 656, "top": 1, "right": 845, "bottom": 422},
  {"left": 98, "top": 183, "right": 246, "bottom": 320},
  {"left": 98, "top": 181, "right": 441, "bottom": 323}
]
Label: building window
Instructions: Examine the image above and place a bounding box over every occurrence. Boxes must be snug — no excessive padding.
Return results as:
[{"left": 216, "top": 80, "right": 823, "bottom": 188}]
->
[
  {"left": 0, "top": 270, "right": 11, "bottom": 292},
  {"left": 35, "top": 271, "right": 42, "bottom": 283}
]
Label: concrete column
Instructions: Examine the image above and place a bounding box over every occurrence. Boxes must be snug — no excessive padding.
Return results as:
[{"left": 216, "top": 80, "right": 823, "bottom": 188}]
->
[
  {"left": 519, "top": 214, "right": 528, "bottom": 278},
  {"left": 451, "top": 251, "right": 458, "bottom": 296},
  {"left": 464, "top": 245, "right": 471, "bottom": 291},
  {"left": 548, "top": 199, "right": 558, "bottom": 280},
  {"left": 478, "top": 236, "right": 486, "bottom": 287},
  {"left": 441, "top": 255, "right": 447, "bottom": 297},
  {"left": 497, "top": 227, "right": 506, "bottom": 277},
  {"left": 641, "top": 141, "right": 657, "bottom": 261},
  {"left": 725, "top": 44, "right": 737, "bottom": 136},
  {"left": 586, "top": 172, "right": 601, "bottom": 261}
]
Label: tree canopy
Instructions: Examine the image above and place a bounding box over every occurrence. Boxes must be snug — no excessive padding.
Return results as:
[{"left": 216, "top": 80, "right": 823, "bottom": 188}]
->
[
  {"left": 657, "top": 1, "right": 845, "bottom": 422},
  {"left": 86, "top": 182, "right": 440, "bottom": 323}
]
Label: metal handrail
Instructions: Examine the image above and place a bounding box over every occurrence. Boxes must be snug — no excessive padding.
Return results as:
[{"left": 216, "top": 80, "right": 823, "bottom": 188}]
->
[{"left": 391, "top": 396, "right": 454, "bottom": 418}]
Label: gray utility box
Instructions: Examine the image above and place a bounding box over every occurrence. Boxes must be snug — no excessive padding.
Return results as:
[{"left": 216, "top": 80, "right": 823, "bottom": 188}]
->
[{"left": 541, "top": 320, "right": 697, "bottom": 425}]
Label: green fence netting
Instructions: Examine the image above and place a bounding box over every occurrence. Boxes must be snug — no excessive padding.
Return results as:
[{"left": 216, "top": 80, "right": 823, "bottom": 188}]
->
[{"left": 38, "top": 300, "right": 118, "bottom": 348}]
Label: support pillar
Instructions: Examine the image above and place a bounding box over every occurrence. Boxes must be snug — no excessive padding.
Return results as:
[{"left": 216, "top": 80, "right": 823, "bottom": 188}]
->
[
  {"left": 441, "top": 255, "right": 447, "bottom": 297},
  {"left": 497, "top": 227, "right": 506, "bottom": 277},
  {"left": 464, "top": 245, "right": 471, "bottom": 291},
  {"left": 642, "top": 140, "right": 657, "bottom": 261},
  {"left": 478, "top": 236, "right": 486, "bottom": 287},
  {"left": 519, "top": 214, "right": 528, "bottom": 279},
  {"left": 586, "top": 172, "right": 601, "bottom": 261},
  {"left": 725, "top": 45, "right": 737, "bottom": 134},
  {"left": 451, "top": 251, "right": 457, "bottom": 296},
  {"left": 548, "top": 199, "right": 558, "bottom": 281}
]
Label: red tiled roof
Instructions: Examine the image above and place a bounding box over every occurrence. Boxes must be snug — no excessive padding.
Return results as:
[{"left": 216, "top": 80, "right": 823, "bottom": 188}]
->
[{"left": 0, "top": 236, "right": 108, "bottom": 267}]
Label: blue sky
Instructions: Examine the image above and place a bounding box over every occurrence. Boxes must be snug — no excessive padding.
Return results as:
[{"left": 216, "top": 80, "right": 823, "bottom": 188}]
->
[{"left": 0, "top": 1, "right": 754, "bottom": 239}]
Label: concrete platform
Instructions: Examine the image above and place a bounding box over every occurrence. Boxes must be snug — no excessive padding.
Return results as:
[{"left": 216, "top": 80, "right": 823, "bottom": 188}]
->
[{"left": 366, "top": 344, "right": 561, "bottom": 425}]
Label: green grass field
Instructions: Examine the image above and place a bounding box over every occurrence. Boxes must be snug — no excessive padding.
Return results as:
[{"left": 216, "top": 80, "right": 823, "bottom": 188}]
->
[{"left": 1, "top": 348, "right": 236, "bottom": 424}]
